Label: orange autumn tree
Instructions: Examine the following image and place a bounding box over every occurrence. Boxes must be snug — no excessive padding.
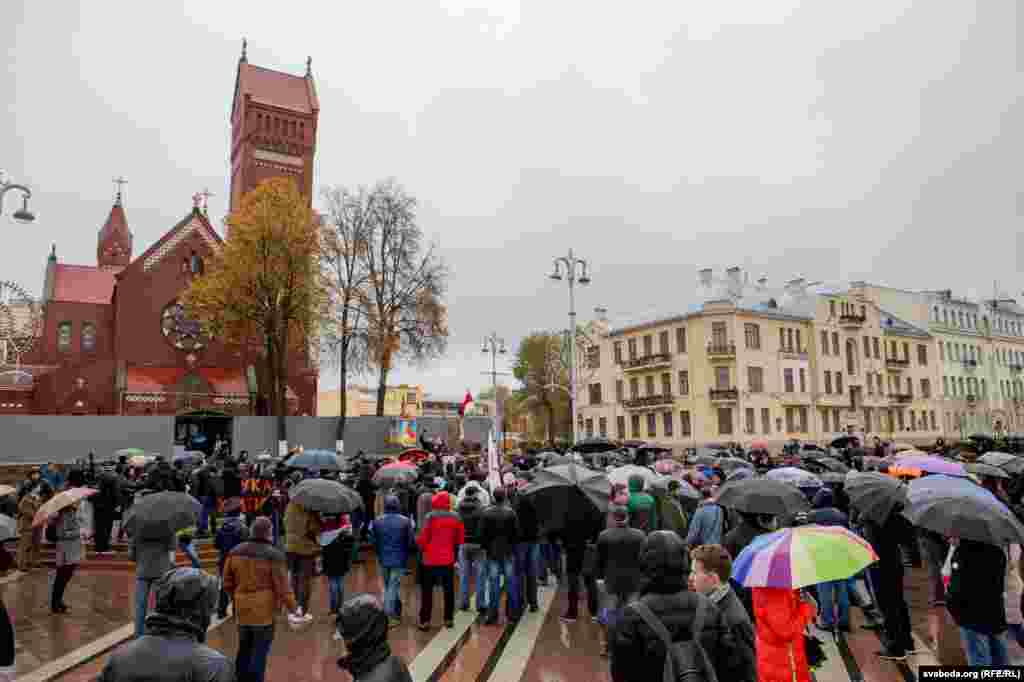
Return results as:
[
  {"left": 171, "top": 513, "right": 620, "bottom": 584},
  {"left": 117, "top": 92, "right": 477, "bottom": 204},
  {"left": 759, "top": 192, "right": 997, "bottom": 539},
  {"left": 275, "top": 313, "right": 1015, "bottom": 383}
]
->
[{"left": 181, "top": 177, "right": 322, "bottom": 428}]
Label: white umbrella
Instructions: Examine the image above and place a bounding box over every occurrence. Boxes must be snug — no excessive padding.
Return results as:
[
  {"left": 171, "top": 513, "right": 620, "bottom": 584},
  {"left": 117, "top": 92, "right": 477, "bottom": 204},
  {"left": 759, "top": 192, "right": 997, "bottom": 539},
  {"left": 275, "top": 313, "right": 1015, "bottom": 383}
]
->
[{"left": 609, "top": 465, "right": 664, "bottom": 489}]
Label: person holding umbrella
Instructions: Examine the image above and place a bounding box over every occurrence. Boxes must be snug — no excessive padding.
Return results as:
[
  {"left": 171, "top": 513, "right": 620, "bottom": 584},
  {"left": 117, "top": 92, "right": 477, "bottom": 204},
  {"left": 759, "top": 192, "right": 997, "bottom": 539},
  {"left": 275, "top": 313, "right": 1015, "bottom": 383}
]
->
[
  {"left": 16, "top": 481, "right": 45, "bottom": 572},
  {"left": 284, "top": 497, "right": 321, "bottom": 617},
  {"left": 49, "top": 496, "right": 84, "bottom": 614}
]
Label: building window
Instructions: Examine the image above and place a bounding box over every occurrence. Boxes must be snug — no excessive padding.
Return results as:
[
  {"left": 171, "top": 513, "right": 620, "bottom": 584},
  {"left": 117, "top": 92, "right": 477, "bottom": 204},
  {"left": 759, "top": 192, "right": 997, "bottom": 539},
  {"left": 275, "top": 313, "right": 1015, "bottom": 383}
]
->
[
  {"left": 661, "top": 373, "right": 672, "bottom": 397},
  {"left": 680, "top": 411, "right": 692, "bottom": 437},
  {"left": 822, "top": 408, "right": 831, "bottom": 433},
  {"left": 939, "top": 343, "right": 944, "bottom": 361},
  {"left": 588, "top": 383, "right": 602, "bottom": 405},
  {"left": 824, "top": 370, "right": 832, "bottom": 394},
  {"left": 712, "top": 322, "right": 727, "bottom": 348},
  {"left": 795, "top": 330, "right": 802, "bottom": 352},
  {"left": 617, "top": 416, "right": 626, "bottom": 439},
  {"left": 786, "top": 407, "right": 795, "bottom": 432},
  {"left": 831, "top": 332, "right": 839, "bottom": 356},
  {"left": 614, "top": 342, "right": 622, "bottom": 364},
  {"left": 836, "top": 372, "right": 843, "bottom": 394},
  {"left": 980, "top": 378, "right": 986, "bottom": 398},
  {"left": 587, "top": 345, "right": 600, "bottom": 369},
  {"left": 830, "top": 301, "right": 836, "bottom": 317},
  {"left": 748, "top": 366, "right": 764, "bottom": 393},
  {"left": 780, "top": 328, "right": 786, "bottom": 351},
  {"left": 717, "top": 408, "right": 733, "bottom": 435},
  {"left": 866, "top": 373, "right": 873, "bottom": 395},
  {"left": 628, "top": 338, "right": 637, "bottom": 360},
  {"left": 643, "top": 335, "right": 653, "bottom": 356},
  {"left": 616, "top": 380, "right": 624, "bottom": 402},
  {"left": 902, "top": 342, "right": 909, "bottom": 361},
  {"left": 716, "top": 367, "right": 730, "bottom": 390},
  {"left": 921, "top": 379, "right": 931, "bottom": 398},
  {"left": 678, "top": 371, "right": 689, "bottom": 396},
  {"left": 630, "top": 378, "right": 639, "bottom": 399},
  {"left": 663, "top": 412, "right": 673, "bottom": 437},
  {"left": 585, "top": 419, "right": 594, "bottom": 438},
  {"left": 659, "top": 330, "right": 670, "bottom": 355},
  {"left": 799, "top": 407, "right": 808, "bottom": 433},
  {"left": 943, "top": 376, "right": 949, "bottom": 395},
  {"left": 784, "top": 368, "right": 794, "bottom": 393},
  {"left": 599, "top": 417, "right": 607, "bottom": 438},
  {"left": 57, "top": 321, "right": 72, "bottom": 352},
  {"left": 897, "top": 410, "right": 905, "bottom": 430},
  {"left": 761, "top": 408, "right": 771, "bottom": 434},
  {"left": 745, "top": 323, "right": 761, "bottom": 350},
  {"left": 799, "top": 368, "right": 806, "bottom": 393},
  {"left": 645, "top": 375, "right": 655, "bottom": 396},
  {"left": 676, "top": 327, "right": 687, "bottom": 354},
  {"left": 873, "top": 337, "right": 880, "bottom": 359},
  {"left": 863, "top": 336, "right": 871, "bottom": 359},
  {"left": 647, "top": 413, "right": 657, "bottom": 437},
  {"left": 908, "top": 411, "right": 915, "bottom": 432},
  {"left": 917, "top": 344, "right": 927, "bottom": 366},
  {"left": 745, "top": 408, "right": 755, "bottom": 434},
  {"left": 821, "top": 331, "right": 829, "bottom": 355},
  {"left": 787, "top": 329, "right": 794, "bottom": 351},
  {"left": 631, "top": 414, "right": 641, "bottom": 438},
  {"left": 81, "top": 322, "right": 96, "bottom": 352},
  {"left": 190, "top": 253, "right": 204, "bottom": 274},
  {"left": 846, "top": 340, "right": 856, "bottom": 375}
]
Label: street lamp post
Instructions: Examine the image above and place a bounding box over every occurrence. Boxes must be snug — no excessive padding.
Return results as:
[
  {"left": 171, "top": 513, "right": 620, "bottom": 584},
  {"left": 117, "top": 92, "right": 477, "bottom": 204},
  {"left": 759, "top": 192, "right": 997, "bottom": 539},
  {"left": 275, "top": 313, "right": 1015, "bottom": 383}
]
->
[
  {"left": 481, "top": 332, "right": 508, "bottom": 457},
  {"left": 0, "top": 172, "right": 36, "bottom": 224},
  {"left": 548, "top": 249, "right": 590, "bottom": 446}
]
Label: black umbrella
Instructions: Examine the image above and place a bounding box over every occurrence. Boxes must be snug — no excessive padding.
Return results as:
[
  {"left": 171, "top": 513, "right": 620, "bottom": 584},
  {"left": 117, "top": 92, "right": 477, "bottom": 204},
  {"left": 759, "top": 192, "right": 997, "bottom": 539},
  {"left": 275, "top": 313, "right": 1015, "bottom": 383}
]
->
[
  {"left": 966, "top": 462, "right": 1010, "bottom": 479},
  {"left": 715, "top": 478, "right": 810, "bottom": 516},
  {"left": 0, "top": 514, "right": 15, "bottom": 542},
  {"left": 372, "top": 462, "right": 419, "bottom": 488},
  {"left": 289, "top": 478, "right": 362, "bottom": 514},
  {"left": 978, "top": 452, "right": 1024, "bottom": 475},
  {"left": 844, "top": 471, "right": 907, "bottom": 524},
  {"left": 715, "top": 457, "right": 753, "bottom": 471},
  {"left": 123, "top": 491, "right": 201, "bottom": 540},
  {"left": 285, "top": 450, "right": 343, "bottom": 472},
  {"left": 830, "top": 435, "right": 859, "bottom": 449},
  {"left": 520, "top": 463, "right": 611, "bottom": 533},
  {"left": 572, "top": 438, "right": 619, "bottom": 455},
  {"left": 903, "top": 486, "right": 1024, "bottom": 546}
]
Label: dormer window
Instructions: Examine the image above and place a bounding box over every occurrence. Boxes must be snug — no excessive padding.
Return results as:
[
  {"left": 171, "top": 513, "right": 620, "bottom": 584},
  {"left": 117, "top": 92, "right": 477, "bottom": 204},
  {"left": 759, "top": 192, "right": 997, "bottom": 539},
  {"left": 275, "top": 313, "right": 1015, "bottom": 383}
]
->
[
  {"left": 190, "top": 253, "right": 204, "bottom": 275},
  {"left": 81, "top": 323, "right": 96, "bottom": 352},
  {"left": 57, "top": 322, "right": 72, "bottom": 353}
]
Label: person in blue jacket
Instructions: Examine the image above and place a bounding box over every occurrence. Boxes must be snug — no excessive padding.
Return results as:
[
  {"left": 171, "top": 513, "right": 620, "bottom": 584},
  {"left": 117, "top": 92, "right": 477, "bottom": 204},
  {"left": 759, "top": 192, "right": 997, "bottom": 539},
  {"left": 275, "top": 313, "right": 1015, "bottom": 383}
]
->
[{"left": 368, "top": 495, "right": 415, "bottom": 627}]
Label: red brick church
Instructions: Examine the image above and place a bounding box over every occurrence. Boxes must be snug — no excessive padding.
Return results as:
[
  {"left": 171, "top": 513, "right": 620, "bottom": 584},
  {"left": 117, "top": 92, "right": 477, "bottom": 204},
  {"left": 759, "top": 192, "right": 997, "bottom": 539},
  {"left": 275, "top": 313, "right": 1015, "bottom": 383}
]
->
[{"left": 2, "top": 45, "right": 319, "bottom": 416}]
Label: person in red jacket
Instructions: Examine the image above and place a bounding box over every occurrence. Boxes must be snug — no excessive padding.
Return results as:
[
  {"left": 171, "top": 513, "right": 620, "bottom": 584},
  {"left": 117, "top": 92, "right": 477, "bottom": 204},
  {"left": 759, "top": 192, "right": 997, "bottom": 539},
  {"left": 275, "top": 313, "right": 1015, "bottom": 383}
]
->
[
  {"left": 753, "top": 587, "right": 815, "bottom": 682},
  {"left": 416, "top": 491, "right": 464, "bottom": 630}
]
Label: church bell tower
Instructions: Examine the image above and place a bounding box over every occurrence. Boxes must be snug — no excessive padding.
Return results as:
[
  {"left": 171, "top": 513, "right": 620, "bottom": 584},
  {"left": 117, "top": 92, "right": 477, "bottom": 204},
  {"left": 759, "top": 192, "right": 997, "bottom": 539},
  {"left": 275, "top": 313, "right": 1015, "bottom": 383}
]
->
[{"left": 228, "top": 39, "right": 320, "bottom": 221}]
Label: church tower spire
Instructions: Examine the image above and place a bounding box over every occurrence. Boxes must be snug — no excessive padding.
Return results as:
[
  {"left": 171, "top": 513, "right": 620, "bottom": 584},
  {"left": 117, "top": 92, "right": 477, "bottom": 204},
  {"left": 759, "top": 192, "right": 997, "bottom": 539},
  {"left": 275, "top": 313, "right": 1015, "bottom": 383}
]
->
[{"left": 97, "top": 178, "right": 133, "bottom": 267}]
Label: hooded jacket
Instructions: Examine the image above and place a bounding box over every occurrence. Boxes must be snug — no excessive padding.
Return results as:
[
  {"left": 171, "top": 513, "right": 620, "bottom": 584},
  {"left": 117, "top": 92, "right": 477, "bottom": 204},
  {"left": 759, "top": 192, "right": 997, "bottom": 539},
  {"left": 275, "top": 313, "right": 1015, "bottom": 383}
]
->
[
  {"left": 478, "top": 497, "right": 519, "bottom": 561},
  {"left": 370, "top": 496, "right": 415, "bottom": 569},
  {"left": 337, "top": 595, "right": 413, "bottom": 682},
  {"left": 649, "top": 480, "right": 687, "bottom": 539},
  {"left": 456, "top": 492, "right": 485, "bottom": 545},
  {"left": 685, "top": 500, "right": 726, "bottom": 548},
  {"left": 808, "top": 488, "right": 848, "bottom": 527},
  {"left": 97, "top": 569, "right": 232, "bottom": 682},
  {"left": 223, "top": 538, "right": 298, "bottom": 626},
  {"left": 416, "top": 492, "right": 464, "bottom": 566},
  {"left": 753, "top": 588, "right": 814, "bottom": 682},
  {"left": 596, "top": 519, "right": 646, "bottom": 596},
  {"left": 609, "top": 531, "right": 736, "bottom": 682},
  {"left": 284, "top": 501, "right": 321, "bottom": 556},
  {"left": 947, "top": 538, "right": 1008, "bottom": 635},
  {"left": 214, "top": 514, "right": 250, "bottom": 570},
  {"left": 625, "top": 476, "right": 657, "bottom": 533}
]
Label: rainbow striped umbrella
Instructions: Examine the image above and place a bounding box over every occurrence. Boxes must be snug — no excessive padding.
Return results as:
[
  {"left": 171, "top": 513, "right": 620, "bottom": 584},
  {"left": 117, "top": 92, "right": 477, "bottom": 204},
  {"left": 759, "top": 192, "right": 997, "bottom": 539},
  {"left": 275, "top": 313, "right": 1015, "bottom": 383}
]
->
[{"left": 732, "top": 524, "right": 879, "bottom": 589}]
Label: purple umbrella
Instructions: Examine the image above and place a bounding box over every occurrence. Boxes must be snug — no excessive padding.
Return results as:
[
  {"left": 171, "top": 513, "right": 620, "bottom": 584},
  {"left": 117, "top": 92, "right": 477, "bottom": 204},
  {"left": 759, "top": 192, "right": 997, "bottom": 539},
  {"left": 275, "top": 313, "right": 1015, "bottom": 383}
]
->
[{"left": 892, "top": 453, "right": 966, "bottom": 477}]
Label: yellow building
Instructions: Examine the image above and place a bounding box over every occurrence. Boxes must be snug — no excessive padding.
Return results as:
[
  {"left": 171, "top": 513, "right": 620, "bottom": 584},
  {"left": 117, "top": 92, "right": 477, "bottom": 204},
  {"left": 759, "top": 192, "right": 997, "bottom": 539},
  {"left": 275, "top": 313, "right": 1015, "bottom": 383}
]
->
[
  {"left": 577, "top": 268, "right": 946, "bottom": 450},
  {"left": 317, "top": 384, "right": 424, "bottom": 418}
]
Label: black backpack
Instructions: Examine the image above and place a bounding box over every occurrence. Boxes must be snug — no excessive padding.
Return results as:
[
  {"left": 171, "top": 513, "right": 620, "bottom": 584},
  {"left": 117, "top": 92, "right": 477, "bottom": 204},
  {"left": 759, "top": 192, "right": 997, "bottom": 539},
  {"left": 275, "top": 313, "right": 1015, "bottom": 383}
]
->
[
  {"left": 630, "top": 598, "right": 718, "bottom": 682},
  {"left": 45, "top": 520, "right": 58, "bottom": 544}
]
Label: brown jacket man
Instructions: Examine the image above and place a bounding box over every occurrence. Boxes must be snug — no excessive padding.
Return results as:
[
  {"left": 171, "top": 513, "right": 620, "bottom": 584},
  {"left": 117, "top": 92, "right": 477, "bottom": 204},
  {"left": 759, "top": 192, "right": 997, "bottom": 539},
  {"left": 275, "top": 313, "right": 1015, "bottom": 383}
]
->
[{"left": 223, "top": 534, "right": 297, "bottom": 626}]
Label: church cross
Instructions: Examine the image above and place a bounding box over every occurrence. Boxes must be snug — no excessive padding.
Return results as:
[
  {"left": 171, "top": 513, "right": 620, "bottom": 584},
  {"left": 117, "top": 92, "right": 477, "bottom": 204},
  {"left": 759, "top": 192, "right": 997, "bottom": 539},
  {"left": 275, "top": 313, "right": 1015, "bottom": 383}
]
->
[
  {"left": 200, "top": 188, "right": 215, "bottom": 211},
  {"left": 112, "top": 176, "right": 127, "bottom": 203}
]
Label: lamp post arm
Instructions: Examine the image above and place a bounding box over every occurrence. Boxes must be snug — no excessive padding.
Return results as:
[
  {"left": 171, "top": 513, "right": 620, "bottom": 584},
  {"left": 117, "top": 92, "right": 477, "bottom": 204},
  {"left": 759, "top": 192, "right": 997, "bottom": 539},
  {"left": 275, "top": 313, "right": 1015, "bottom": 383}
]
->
[{"left": 0, "top": 183, "right": 31, "bottom": 214}]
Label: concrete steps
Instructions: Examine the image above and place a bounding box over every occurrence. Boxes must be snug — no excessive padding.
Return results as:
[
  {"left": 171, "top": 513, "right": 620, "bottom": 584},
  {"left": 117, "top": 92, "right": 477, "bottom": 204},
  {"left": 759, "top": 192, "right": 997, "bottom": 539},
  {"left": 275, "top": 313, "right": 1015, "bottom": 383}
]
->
[{"left": 39, "top": 539, "right": 220, "bottom": 571}]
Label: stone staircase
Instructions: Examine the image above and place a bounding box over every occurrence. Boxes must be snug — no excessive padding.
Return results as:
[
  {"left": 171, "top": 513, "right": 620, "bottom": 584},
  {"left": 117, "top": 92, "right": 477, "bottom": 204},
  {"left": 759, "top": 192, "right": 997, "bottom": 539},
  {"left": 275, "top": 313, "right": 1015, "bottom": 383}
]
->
[{"left": 38, "top": 537, "right": 220, "bottom": 571}]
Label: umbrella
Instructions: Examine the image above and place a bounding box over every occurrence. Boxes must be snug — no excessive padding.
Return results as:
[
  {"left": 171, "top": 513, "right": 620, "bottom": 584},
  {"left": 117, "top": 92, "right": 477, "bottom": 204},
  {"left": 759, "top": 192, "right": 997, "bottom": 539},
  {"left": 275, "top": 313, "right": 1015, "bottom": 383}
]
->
[
  {"left": 891, "top": 453, "right": 966, "bottom": 477},
  {"left": 807, "top": 457, "right": 850, "bottom": 474},
  {"left": 572, "top": 438, "right": 619, "bottom": 454},
  {"left": 726, "top": 468, "right": 755, "bottom": 482},
  {"left": 608, "top": 465, "right": 663, "bottom": 488},
  {"left": 0, "top": 485, "right": 15, "bottom": 498},
  {"left": 653, "top": 459, "right": 682, "bottom": 475},
  {"left": 0, "top": 514, "right": 15, "bottom": 542},
  {"left": 172, "top": 451, "right": 204, "bottom": 466},
  {"left": 693, "top": 454, "right": 718, "bottom": 466},
  {"left": 286, "top": 449, "right": 342, "bottom": 472},
  {"left": 844, "top": 472, "right": 908, "bottom": 524},
  {"left": 732, "top": 524, "right": 879, "bottom": 589},
  {"left": 830, "top": 436, "right": 860, "bottom": 449},
  {"left": 520, "top": 463, "right": 611, "bottom": 534},
  {"left": 715, "top": 457, "right": 754, "bottom": 471},
  {"left": 115, "top": 448, "right": 147, "bottom": 458},
  {"left": 891, "top": 442, "right": 914, "bottom": 453},
  {"left": 750, "top": 440, "right": 770, "bottom": 451},
  {"left": 904, "top": 475, "right": 1024, "bottom": 545},
  {"left": 398, "top": 448, "right": 432, "bottom": 464},
  {"left": 33, "top": 487, "right": 99, "bottom": 527},
  {"left": 860, "top": 455, "right": 886, "bottom": 471},
  {"left": 979, "top": 452, "right": 1024, "bottom": 475},
  {"left": 373, "top": 461, "right": 419, "bottom": 487},
  {"left": 766, "top": 467, "right": 823, "bottom": 489},
  {"left": 127, "top": 454, "right": 152, "bottom": 468},
  {"left": 965, "top": 462, "right": 1010, "bottom": 479},
  {"left": 819, "top": 472, "right": 846, "bottom": 484},
  {"left": 716, "top": 478, "right": 811, "bottom": 516},
  {"left": 289, "top": 479, "right": 362, "bottom": 514},
  {"left": 670, "top": 478, "right": 702, "bottom": 500},
  {"left": 123, "top": 491, "right": 201, "bottom": 539}
]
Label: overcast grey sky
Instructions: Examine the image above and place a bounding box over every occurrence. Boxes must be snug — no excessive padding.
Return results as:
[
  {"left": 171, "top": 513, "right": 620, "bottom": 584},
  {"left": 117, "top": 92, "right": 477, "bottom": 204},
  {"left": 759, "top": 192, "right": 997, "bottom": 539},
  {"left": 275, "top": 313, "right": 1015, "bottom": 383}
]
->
[{"left": 2, "top": 1, "right": 1021, "bottom": 400}]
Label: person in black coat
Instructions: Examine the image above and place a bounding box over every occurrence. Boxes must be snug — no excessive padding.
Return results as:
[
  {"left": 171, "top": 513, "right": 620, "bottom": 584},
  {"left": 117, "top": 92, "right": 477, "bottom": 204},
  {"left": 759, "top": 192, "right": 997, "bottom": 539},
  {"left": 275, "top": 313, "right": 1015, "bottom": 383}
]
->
[
  {"left": 91, "top": 473, "right": 120, "bottom": 554},
  {"left": 322, "top": 517, "right": 356, "bottom": 615},
  {"left": 596, "top": 507, "right": 647, "bottom": 655},
  {"left": 512, "top": 490, "right": 542, "bottom": 612},
  {"left": 337, "top": 594, "right": 412, "bottom": 682},
  {"left": 946, "top": 538, "right": 1009, "bottom": 666},
  {"left": 861, "top": 507, "right": 916, "bottom": 660},
  {"left": 478, "top": 487, "right": 520, "bottom": 624}
]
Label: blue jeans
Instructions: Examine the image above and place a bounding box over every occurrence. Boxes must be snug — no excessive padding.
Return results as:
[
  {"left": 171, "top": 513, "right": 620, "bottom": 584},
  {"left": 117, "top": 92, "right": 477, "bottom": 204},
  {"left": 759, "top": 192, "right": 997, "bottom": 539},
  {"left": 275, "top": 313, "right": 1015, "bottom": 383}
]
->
[
  {"left": 327, "top": 575, "right": 345, "bottom": 612},
  {"left": 236, "top": 624, "right": 275, "bottom": 682},
  {"left": 541, "top": 541, "right": 562, "bottom": 578},
  {"left": 816, "top": 579, "right": 850, "bottom": 627},
  {"left": 459, "top": 545, "right": 487, "bottom": 610},
  {"left": 181, "top": 542, "right": 201, "bottom": 569},
  {"left": 381, "top": 566, "right": 404, "bottom": 618},
  {"left": 515, "top": 543, "right": 542, "bottom": 609},
  {"left": 485, "top": 557, "right": 519, "bottom": 618},
  {"left": 959, "top": 627, "right": 1009, "bottom": 666},
  {"left": 135, "top": 577, "right": 156, "bottom": 637}
]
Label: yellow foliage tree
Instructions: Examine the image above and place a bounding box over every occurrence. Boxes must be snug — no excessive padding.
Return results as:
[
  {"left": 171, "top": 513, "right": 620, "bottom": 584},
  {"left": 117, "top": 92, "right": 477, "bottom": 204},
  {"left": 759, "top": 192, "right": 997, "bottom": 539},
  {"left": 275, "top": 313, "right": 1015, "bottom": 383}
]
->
[{"left": 181, "top": 177, "right": 322, "bottom": 429}]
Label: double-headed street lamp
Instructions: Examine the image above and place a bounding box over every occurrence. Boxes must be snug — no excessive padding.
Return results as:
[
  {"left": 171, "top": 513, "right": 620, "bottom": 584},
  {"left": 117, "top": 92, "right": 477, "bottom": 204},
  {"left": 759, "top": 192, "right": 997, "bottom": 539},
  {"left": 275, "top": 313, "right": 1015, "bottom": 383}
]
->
[
  {"left": 0, "top": 172, "right": 36, "bottom": 224},
  {"left": 548, "top": 249, "right": 590, "bottom": 446},
  {"left": 482, "top": 332, "right": 509, "bottom": 456}
]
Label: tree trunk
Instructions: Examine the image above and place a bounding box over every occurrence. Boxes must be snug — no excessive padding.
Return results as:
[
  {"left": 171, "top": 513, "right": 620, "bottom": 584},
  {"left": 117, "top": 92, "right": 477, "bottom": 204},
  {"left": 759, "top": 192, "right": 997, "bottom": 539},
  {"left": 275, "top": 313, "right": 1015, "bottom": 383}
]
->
[
  {"left": 376, "top": 364, "right": 389, "bottom": 417},
  {"left": 545, "top": 401, "right": 555, "bottom": 443},
  {"left": 336, "top": 338, "right": 348, "bottom": 441}
]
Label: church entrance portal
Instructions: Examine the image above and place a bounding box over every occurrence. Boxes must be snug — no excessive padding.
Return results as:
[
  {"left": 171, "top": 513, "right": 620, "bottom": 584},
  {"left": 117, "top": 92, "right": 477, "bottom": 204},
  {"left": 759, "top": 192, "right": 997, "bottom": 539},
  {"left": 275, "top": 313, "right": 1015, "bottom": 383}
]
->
[{"left": 175, "top": 411, "right": 233, "bottom": 457}]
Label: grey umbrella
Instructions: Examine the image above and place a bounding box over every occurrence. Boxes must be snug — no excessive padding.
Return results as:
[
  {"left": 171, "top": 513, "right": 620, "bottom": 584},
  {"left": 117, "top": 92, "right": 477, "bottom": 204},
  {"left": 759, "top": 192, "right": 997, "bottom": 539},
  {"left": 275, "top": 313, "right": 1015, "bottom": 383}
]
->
[
  {"left": 285, "top": 450, "right": 343, "bottom": 472},
  {"left": 978, "top": 452, "right": 1024, "bottom": 475},
  {"left": 715, "top": 457, "right": 753, "bottom": 471},
  {"left": 966, "top": 462, "right": 1011, "bottom": 479},
  {"left": 809, "top": 457, "right": 850, "bottom": 474},
  {"left": 123, "top": 491, "right": 201, "bottom": 540},
  {"left": 0, "top": 514, "right": 15, "bottom": 542},
  {"left": 844, "top": 471, "right": 908, "bottom": 524},
  {"left": 904, "top": 493, "right": 1024, "bottom": 546},
  {"left": 289, "top": 479, "right": 362, "bottom": 514},
  {"left": 716, "top": 478, "right": 810, "bottom": 516}
]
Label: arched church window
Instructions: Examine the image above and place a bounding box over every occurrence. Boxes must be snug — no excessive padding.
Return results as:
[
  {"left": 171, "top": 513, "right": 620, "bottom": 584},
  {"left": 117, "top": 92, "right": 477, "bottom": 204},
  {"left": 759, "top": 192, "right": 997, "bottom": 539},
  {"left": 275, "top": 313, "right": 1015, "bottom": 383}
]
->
[
  {"left": 57, "top": 322, "right": 72, "bottom": 352},
  {"left": 190, "top": 253, "right": 204, "bottom": 274},
  {"left": 81, "top": 323, "right": 96, "bottom": 352}
]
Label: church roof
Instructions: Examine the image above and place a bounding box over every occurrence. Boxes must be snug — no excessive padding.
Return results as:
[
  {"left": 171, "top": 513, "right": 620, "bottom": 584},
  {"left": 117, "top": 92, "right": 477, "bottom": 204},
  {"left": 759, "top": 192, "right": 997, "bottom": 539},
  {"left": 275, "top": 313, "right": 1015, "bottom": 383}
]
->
[
  {"left": 234, "top": 62, "right": 317, "bottom": 115},
  {"left": 98, "top": 200, "right": 131, "bottom": 244},
  {"left": 52, "top": 264, "right": 119, "bottom": 304},
  {"left": 131, "top": 207, "right": 222, "bottom": 274}
]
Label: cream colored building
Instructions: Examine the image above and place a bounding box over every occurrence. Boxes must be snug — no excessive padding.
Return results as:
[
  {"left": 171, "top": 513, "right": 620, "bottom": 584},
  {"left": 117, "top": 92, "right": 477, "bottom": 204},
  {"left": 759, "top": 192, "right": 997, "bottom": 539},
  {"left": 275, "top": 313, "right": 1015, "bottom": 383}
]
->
[
  {"left": 317, "top": 384, "right": 424, "bottom": 418},
  {"left": 577, "top": 268, "right": 946, "bottom": 450}
]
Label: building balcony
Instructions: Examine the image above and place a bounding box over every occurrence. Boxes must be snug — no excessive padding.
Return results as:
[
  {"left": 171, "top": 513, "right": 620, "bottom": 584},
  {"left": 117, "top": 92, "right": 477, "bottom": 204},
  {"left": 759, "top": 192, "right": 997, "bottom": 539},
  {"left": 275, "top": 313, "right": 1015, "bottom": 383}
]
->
[
  {"left": 709, "top": 388, "right": 739, "bottom": 402},
  {"left": 839, "top": 314, "right": 866, "bottom": 329},
  {"left": 962, "top": 359, "right": 978, "bottom": 371},
  {"left": 778, "top": 392, "right": 812, "bottom": 405},
  {"left": 885, "top": 358, "right": 910, "bottom": 371},
  {"left": 777, "top": 348, "right": 809, "bottom": 361},
  {"left": 888, "top": 393, "right": 913, "bottom": 404},
  {"left": 707, "top": 343, "right": 737, "bottom": 361},
  {"left": 1010, "top": 363, "right": 1022, "bottom": 373},
  {"left": 619, "top": 353, "right": 672, "bottom": 372},
  {"left": 621, "top": 393, "right": 674, "bottom": 409}
]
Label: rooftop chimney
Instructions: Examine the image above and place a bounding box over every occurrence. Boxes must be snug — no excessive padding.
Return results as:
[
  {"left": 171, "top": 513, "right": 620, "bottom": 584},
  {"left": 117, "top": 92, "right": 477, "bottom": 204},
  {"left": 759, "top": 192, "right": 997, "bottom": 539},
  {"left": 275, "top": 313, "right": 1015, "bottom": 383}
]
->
[
  {"left": 594, "top": 307, "right": 608, "bottom": 321},
  {"left": 726, "top": 266, "right": 743, "bottom": 298},
  {"left": 757, "top": 276, "right": 768, "bottom": 289}
]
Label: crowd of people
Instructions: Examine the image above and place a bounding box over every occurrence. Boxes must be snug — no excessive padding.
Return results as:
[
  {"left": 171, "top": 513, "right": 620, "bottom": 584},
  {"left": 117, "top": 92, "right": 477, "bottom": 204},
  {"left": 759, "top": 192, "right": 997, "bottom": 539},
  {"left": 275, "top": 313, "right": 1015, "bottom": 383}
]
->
[{"left": 5, "top": 436, "right": 1024, "bottom": 681}]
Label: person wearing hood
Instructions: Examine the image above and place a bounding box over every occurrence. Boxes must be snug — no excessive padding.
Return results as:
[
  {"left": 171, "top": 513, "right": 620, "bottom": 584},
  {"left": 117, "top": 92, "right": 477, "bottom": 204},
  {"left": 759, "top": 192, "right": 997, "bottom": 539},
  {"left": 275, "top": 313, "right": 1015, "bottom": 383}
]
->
[
  {"left": 16, "top": 482, "right": 44, "bottom": 572},
  {"left": 368, "top": 495, "right": 415, "bottom": 626},
  {"left": 947, "top": 536, "right": 1010, "bottom": 666},
  {"left": 478, "top": 486, "right": 521, "bottom": 625},
  {"left": 625, "top": 475, "right": 657, "bottom": 533},
  {"left": 803, "top": 488, "right": 851, "bottom": 632},
  {"left": 415, "top": 491, "right": 464, "bottom": 630},
  {"left": 723, "top": 511, "right": 777, "bottom": 621},
  {"left": 685, "top": 490, "right": 727, "bottom": 549},
  {"left": 214, "top": 498, "right": 250, "bottom": 619},
  {"left": 596, "top": 506, "right": 646, "bottom": 656},
  {"left": 336, "top": 594, "right": 413, "bottom": 682},
  {"left": 91, "top": 472, "right": 120, "bottom": 555},
  {"left": 609, "top": 531, "right": 736, "bottom": 682},
  {"left": 649, "top": 479, "right": 687, "bottom": 540},
  {"left": 753, "top": 585, "right": 816, "bottom": 682},
  {"left": 861, "top": 505, "right": 916, "bottom": 661},
  {"left": 50, "top": 501, "right": 83, "bottom": 615},
  {"left": 321, "top": 514, "right": 356, "bottom": 615},
  {"left": 98, "top": 568, "right": 231, "bottom": 682},
  {"left": 456, "top": 479, "right": 491, "bottom": 508},
  {"left": 456, "top": 487, "right": 488, "bottom": 614},
  {"left": 284, "top": 499, "right": 321, "bottom": 616}
]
